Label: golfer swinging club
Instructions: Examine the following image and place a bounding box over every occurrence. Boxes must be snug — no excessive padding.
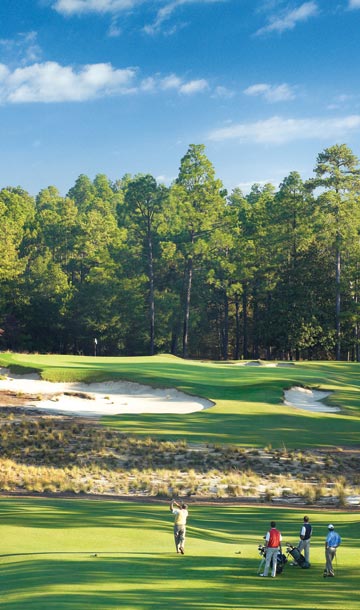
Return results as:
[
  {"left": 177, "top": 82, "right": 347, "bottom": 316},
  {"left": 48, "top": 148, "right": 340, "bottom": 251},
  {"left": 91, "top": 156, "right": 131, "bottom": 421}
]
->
[{"left": 170, "top": 499, "right": 188, "bottom": 555}]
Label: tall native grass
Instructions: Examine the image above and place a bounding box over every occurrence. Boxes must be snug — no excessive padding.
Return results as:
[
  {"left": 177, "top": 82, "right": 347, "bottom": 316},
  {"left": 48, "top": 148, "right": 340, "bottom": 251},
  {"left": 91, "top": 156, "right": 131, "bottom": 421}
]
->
[{"left": 1, "top": 456, "right": 359, "bottom": 504}]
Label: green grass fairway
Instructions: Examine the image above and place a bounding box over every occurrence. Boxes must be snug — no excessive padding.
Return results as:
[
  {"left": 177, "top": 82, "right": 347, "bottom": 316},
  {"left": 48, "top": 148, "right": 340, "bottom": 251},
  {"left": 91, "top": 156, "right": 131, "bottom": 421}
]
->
[
  {"left": 0, "top": 498, "right": 359, "bottom": 610},
  {"left": 1, "top": 353, "right": 360, "bottom": 447}
]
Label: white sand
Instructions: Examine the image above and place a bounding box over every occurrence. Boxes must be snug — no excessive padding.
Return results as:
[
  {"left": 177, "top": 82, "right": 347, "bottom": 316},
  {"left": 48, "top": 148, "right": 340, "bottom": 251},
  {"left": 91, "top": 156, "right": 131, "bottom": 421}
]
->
[
  {"left": 235, "top": 361, "right": 295, "bottom": 367},
  {"left": 284, "top": 386, "right": 340, "bottom": 413},
  {"left": 0, "top": 368, "right": 213, "bottom": 417}
]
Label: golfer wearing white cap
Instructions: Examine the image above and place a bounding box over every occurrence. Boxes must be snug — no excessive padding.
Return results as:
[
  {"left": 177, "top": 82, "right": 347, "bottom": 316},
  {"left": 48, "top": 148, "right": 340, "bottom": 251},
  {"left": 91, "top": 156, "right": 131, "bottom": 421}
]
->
[{"left": 324, "top": 524, "right": 341, "bottom": 577}]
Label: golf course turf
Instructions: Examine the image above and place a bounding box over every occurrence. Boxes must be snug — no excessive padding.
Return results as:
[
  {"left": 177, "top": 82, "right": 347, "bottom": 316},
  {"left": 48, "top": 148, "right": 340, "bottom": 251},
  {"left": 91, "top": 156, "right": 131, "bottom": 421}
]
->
[
  {"left": 0, "top": 353, "right": 360, "bottom": 608},
  {"left": 0, "top": 498, "right": 359, "bottom": 609}
]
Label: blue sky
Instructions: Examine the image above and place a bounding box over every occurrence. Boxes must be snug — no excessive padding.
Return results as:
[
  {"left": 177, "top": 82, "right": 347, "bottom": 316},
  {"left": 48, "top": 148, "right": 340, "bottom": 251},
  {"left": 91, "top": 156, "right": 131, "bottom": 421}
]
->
[{"left": 0, "top": 0, "right": 360, "bottom": 195}]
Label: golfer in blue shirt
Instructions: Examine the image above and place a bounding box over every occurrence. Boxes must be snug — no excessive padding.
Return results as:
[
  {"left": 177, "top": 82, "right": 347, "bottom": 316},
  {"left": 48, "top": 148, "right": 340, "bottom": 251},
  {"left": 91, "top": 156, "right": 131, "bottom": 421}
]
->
[{"left": 324, "top": 524, "right": 341, "bottom": 577}]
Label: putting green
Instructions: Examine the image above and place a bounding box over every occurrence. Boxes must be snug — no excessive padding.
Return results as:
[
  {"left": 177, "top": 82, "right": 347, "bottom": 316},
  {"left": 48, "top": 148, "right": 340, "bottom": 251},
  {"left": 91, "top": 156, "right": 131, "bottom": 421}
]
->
[{"left": 0, "top": 498, "right": 359, "bottom": 609}]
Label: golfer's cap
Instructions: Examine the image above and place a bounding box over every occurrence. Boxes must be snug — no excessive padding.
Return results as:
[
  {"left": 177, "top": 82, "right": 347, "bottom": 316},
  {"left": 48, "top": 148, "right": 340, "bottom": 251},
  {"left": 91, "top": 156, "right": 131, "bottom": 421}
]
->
[{"left": 328, "top": 524, "right": 334, "bottom": 530}]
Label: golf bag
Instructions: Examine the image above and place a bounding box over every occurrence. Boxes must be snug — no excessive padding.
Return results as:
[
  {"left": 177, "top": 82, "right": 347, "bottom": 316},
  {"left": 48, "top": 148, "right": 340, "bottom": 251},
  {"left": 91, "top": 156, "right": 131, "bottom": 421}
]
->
[
  {"left": 286, "top": 544, "right": 310, "bottom": 569},
  {"left": 258, "top": 544, "right": 287, "bottom": 575},
  {"left": 276, "top": 551, "right": 287, "bottom": 574}
]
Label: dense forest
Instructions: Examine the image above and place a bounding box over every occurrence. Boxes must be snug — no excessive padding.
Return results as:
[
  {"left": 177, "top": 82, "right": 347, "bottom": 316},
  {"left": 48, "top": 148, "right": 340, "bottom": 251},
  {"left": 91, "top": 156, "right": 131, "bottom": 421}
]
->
[{"left": 1, "top": 143, "right": 360, "bottom": 361}]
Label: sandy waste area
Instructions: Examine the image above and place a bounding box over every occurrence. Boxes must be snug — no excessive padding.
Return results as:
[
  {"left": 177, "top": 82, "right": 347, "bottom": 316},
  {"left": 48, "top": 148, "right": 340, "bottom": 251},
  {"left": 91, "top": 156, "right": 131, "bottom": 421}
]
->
[{"left": 0, "top": 368, "right": 213, "bottom": 417}]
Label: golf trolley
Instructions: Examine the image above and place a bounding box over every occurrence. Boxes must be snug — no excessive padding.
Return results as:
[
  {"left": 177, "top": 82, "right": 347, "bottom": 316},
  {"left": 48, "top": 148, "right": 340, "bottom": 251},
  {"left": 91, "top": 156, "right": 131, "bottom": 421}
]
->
[
  {"left": 286, "top": 543, "right": 310, "bottom": 569},
  {"left": 257, "top": 543, "right": 287, "bottom": 575}
]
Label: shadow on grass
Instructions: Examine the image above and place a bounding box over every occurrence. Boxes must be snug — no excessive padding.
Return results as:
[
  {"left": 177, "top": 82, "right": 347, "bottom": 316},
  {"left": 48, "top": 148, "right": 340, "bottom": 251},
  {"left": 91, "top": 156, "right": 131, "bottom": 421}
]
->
[
  {"left": 103, "top": 407, "right": 360, "bottom": 448},
  {"left": 0, "top": 553, "right": 359, "bottom": 610},
  {"left": 1, "top": 500, "right": 358, "bottom": 546},
  {"left": 0, "top": 499, "right": 359, "bottom": 609},
  {"left": 0, "top": 498, "right": 170, "bottom": 530}
]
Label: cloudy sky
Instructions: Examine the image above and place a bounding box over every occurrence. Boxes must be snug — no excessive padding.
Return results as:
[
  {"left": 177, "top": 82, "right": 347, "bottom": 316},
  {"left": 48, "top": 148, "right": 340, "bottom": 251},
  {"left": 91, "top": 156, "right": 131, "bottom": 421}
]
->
[{"left": 1, "top": 0, "right": 360, "bottom": 195}]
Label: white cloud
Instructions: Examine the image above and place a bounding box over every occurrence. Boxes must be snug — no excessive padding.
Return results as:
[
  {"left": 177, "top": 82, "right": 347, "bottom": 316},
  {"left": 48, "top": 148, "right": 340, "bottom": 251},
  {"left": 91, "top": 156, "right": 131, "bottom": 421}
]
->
[
  {"left": 235, "top": 180, "right": 274, "bottom": 194},
  {"left": 160, "top": 74, "right": 183, "bottom": 90},
  {"left": 107, "top": 19, "right": 122, "bottom": 37},
  {"left": 244, "top": 84, "right": 266, "bottom": 96},
  {"left": 212, "top": 85, "right": 235, "bottom": 99},
  {"left": 141, "top": 76, "right": 157, "bottom": 92},
  {"left": 52, "top": 0, "right": 141, "bottom": 15},
  {"left": 0, "top": 65, "right": 9, "bottom": 81},
  {"left": 349, "top": 0, "right": 360, "bottom": 8},
  {"left": 0, "top": 61, "right": 210, "bottom": 103},
  {"left": 0, "top": 31, "right": 42, "bottom": 66},
  {"left": 159, "top": 73, "right": 208, "bottom": 94},
  {"left": 244, "top": 83, "right": 295, "bottom": 102},
  {"left": 52, "top": 0, "right": 227, "bottom": 37},
  {"left": 156, "top": 174, "right": 175, "bottom": 185},
  {"left": 327, "top": 93, "right": 354, "bottom": 110},
  {"left": 0, "top": 62, "right": 137, "bottom": 103},
  {"left": 52, "top": 0, "right": 225, "bottom": 27},
  {"left": 179, "top": 79, "right": 208, "bottom": 94},
  {"left": 256, "top": 1, "right": 318, "bottom": 35},
  {"left": 208, "top": 115, "right": 360, "bottom": 144},
  {"left": 143, "top": 1, "right": 179, "bottom": 34},
  {"left": 143, "top": 0, "right": 226, "bottom": 35}
]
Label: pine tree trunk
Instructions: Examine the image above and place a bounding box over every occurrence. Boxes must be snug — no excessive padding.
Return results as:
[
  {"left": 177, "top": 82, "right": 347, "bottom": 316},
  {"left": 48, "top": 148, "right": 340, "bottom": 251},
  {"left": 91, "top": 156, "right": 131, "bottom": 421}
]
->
[
  {"left": 336, "top": 244, "right": 341, "bottom": 361},
  {"left": 222, "top": 291, "right": 229, "bottom": 360},
  {"left": 147, "top": 223, "right": 155, "bottom": 356},
  {"left": 234, "top": 296, "right": 240, "bottom": 360},
  {"left": 242, "top": 287, "right": 248, "bottom": 360},
  {"left": 182, "top": 256, "right": 193, "bottom": 359},
  {"left": 355, "top": 276, "right": 359, "bottom": 362}
]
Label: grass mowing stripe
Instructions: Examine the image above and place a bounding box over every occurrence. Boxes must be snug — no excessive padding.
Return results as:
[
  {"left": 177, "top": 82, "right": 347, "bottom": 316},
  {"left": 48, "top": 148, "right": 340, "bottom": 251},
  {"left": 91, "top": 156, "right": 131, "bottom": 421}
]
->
[{"left": 0, "top": 498, "right": 359, "bottom": 609}]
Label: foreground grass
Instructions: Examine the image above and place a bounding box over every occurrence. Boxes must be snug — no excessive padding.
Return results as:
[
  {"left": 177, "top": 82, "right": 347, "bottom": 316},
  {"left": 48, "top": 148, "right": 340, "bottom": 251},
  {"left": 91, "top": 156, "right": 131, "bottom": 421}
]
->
[
  {"left": 0, "top": 498, "right": 359, "bottom": 610},
  {"left": 1, "top": 353, "right": 360, "bottom": 448}
]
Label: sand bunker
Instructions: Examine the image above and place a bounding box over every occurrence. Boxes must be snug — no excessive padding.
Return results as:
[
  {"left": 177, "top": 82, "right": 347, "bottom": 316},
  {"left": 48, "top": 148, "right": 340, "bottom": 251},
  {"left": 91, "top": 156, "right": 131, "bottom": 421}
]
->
[
  {"left": 235, "top": 361, "right": 295, "bottom": 367},
  {"left": 0, "top": 368, "right": 213, "bottom": 417},
  {"left": 284, "top": 386, "right": 340, "bottom": 413}
]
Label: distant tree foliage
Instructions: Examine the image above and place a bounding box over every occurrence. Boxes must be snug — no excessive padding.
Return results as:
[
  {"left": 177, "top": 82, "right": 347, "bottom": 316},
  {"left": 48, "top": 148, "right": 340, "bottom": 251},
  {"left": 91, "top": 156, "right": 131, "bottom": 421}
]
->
[{"left": 1, "top": 143, "right": 360, "bottom": 361}]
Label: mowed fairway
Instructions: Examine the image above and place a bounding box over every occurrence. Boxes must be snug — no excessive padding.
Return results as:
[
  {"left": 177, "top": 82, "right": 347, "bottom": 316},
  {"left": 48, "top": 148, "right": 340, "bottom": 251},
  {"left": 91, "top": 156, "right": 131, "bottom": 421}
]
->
[
  {"left": 1, "top": 353, "right": 360, "bottom": 447},
  {"left": 0, "top": 498, "right": 359, "bottom": 610},
  {"left": 1, "top": 353, "right": 360, "bottom": 609}
]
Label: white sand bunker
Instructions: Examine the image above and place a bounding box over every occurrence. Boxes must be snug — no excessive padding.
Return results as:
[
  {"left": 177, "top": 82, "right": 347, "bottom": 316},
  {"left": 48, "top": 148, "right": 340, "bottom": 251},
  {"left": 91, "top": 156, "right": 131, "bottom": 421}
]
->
[
  {"left": 235, "top": 361, "right": 295, "bottom": 367},
  {"left": 0, "top": 368, "right": 213, "bottom": 417},
  {"left": 284, "top": 386, "right": 340, "bottom": 413}
]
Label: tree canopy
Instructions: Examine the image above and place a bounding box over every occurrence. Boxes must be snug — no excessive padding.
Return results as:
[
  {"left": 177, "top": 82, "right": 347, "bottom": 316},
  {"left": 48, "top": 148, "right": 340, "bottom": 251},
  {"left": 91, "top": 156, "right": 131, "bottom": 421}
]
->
[{"left": 1, "top": 143, "right": 360, "bottom": 361}]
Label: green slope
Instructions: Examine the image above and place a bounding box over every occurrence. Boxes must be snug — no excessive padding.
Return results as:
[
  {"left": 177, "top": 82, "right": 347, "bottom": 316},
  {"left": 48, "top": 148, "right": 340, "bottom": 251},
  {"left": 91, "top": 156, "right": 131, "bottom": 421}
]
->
[{"left": 1, "top": 353, "right": 360, "bottom": 447}]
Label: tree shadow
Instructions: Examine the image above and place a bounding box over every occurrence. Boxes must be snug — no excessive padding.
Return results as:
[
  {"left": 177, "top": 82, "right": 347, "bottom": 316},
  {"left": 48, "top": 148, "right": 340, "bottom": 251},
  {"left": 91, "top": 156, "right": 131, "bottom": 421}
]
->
[
  {"left": 104, "top": 407, "right": 360, "bottom": 448},
  {"left": 0, "top": 553, "right": 359, "bottom": 610}
]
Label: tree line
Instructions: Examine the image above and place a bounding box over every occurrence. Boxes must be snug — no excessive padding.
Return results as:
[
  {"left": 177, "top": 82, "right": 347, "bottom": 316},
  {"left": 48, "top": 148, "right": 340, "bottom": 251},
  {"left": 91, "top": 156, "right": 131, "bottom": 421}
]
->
[{"left": 1, "top": 143, "right": 360, "bottom": 361}]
